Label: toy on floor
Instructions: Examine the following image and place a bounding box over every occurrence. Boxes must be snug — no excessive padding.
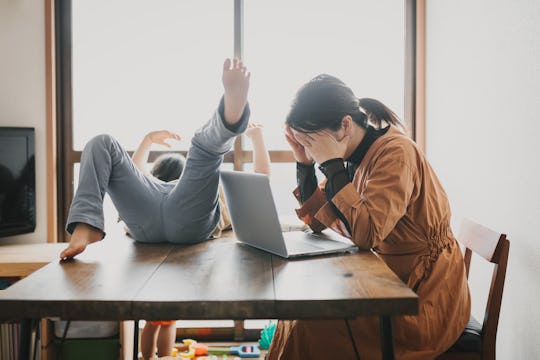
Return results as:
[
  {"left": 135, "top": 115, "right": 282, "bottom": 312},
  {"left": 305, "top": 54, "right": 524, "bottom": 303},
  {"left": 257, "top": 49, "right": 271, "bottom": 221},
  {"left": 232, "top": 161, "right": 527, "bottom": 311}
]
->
[
  {"left": 176, "top": 339, "right": 260, "bottom": 358},
  {"left": 229, "top": 345, "right": 260, "bottom": 358}
]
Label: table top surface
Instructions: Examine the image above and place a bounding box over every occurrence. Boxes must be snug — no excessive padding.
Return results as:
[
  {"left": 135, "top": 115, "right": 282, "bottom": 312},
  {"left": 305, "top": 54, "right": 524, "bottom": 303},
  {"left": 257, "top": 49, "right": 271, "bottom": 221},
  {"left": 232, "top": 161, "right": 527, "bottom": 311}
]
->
[{"left": 0, "top": 229, "right": 418, "bottom": 321}]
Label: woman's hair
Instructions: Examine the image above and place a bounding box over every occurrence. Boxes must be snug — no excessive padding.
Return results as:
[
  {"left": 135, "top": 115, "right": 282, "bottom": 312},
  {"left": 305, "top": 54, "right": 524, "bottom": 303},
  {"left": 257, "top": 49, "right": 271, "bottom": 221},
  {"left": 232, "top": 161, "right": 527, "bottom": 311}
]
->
[
  {"left": 286, "top": 74, "right": 405, "bottom": 133},
  {"left": 150, "top": 153, "right": 186, "bottom": 182}
]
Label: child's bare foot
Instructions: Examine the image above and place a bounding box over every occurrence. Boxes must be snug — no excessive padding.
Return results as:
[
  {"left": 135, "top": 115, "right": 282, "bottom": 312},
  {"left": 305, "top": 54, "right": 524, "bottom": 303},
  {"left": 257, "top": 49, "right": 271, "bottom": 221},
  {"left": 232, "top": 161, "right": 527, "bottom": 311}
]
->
[
  {"left": 222, "top": 58, "right": 250, "bottom": 126},
  {"left": 60, "top": 223, "right": 104, "bottom": 260}
]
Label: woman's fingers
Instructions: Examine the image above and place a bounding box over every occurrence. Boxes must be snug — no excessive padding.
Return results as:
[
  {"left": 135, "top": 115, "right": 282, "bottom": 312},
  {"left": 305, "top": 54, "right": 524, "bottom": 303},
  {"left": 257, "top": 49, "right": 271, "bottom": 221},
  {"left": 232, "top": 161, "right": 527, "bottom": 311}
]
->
[
  {"left": 284, "top": 126, "right": 298, "bottom": 142},
  {"left": 284, "top": 129, "right": 296, "bottom": 142},
  {"left": 293, "top": 132, "right": 311, "bottom": 147},
  {"left": 307, "top": 130, "right": 330, "bottom": 142},
  {"left": 284, "top": 131, "right": 304, "bottom": 149}
]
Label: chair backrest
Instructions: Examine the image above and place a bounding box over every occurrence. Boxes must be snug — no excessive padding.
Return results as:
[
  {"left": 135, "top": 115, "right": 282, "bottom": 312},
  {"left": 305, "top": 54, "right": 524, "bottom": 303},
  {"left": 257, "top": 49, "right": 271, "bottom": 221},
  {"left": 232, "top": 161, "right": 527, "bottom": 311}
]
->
[{"left": 458, "top": 218, "right": 510, "bottom": 359}]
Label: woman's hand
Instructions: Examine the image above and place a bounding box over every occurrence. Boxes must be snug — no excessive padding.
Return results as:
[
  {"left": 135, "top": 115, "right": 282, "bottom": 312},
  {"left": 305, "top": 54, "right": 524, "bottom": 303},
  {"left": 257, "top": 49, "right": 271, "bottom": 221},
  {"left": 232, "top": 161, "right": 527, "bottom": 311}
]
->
[
  {"left": 145, "top": 130, "right": 181, "bottom": 148},
  {"left": 284, "top": 125, "right": 313, "bottom": 165},
  {"left": 293, "top": 130, "right": 349, "bottom": 164}
]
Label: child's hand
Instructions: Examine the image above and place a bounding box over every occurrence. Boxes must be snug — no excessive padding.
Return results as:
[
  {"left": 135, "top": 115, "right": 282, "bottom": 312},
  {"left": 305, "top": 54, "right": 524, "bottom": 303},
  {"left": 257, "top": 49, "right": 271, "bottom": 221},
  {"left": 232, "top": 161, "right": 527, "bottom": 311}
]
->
[
  {"left": 145, "top": 130, "right": 181, "bottom": 148},
  {"left": 245, "top": 122, "right": 263, "bottom": 139}
]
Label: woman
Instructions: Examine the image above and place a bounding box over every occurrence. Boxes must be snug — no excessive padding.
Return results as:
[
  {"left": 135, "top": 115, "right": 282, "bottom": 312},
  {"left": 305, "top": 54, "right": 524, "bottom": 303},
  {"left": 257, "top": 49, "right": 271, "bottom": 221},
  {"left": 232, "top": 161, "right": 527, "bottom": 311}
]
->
[{"left": 266, "top": 75, "right": 470, "bottom": 359}]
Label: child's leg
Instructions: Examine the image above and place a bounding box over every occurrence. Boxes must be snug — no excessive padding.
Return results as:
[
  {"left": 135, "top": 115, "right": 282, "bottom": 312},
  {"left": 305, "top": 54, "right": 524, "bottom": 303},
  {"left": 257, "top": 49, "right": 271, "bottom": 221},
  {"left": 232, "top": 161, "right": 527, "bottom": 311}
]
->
[
  {"left": 162, "top": 111, "right": 247, "bottom": 243},
  {"left": 62, "top": 134, "right": 163, "bottom": 259},
  {"left": 163, "top": 59, "right": 250, "bottom": 243},
  {"left": 140, "top": 322, "right": 160, "bottom": 360},
  {"left": 156, "top": 322, "right": 177, "bottom": 357}
]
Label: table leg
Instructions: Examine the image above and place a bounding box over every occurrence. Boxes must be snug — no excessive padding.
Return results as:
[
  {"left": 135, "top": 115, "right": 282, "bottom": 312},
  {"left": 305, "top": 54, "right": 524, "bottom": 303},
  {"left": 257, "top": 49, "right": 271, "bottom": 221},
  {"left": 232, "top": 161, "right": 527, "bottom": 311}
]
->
[
  {"left": 379, "top": 315, "right": 395, "bottom": 360},
  {"left": 133, "top": 320, "right": 139, "bottom": 360}
]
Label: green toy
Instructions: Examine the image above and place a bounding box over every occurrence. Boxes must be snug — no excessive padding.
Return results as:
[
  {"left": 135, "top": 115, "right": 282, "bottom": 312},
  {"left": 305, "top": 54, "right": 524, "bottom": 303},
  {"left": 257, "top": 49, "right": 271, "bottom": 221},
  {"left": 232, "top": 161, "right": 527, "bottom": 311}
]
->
[{"left": 258, "top": 321, "right": 277, "bottom": 350}]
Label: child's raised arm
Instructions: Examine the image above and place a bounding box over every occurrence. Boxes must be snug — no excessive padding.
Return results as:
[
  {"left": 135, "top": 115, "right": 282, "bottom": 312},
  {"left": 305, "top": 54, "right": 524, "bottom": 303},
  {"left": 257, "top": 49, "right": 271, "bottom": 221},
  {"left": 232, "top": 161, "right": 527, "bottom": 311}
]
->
[
  {"left": 132, "top": 130, "right": 181, "bottom": 175},
  {"left": 245, "top": 123, "right": 271, "bottom": 176}
]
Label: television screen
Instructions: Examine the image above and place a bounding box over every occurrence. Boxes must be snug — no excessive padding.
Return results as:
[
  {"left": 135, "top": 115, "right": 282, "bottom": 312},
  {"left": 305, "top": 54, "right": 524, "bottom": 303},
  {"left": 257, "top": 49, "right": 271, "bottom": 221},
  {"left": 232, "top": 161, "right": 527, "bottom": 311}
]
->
[{"left": 0, "top": 127, "right": 36, "bottom": 237}]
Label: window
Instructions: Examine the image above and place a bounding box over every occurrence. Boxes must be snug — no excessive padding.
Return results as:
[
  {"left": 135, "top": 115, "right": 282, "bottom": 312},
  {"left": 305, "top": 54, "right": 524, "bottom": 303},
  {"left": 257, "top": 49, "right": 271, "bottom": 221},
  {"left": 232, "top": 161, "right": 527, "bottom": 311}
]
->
[{"left": 72, "top": 0, "right": 233, "bottom": 150}]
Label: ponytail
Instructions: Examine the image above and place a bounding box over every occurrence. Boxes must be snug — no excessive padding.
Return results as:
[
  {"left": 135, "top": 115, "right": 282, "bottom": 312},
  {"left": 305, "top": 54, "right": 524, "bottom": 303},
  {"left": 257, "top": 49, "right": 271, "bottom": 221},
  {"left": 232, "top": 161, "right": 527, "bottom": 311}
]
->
[{"left": 358, "top": 98, "right": 406, "bottom": 132}]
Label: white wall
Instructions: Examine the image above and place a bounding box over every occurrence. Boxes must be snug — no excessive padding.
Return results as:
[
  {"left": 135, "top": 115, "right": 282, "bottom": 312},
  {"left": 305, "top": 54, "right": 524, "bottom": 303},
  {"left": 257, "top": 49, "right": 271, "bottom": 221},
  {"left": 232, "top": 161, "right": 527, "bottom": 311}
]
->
[
  {"left": 0, "top": 0, "right": 47, "bottom": 244},
  {"left": 426, "top": 0, "right": 540, "bottom": 358}
]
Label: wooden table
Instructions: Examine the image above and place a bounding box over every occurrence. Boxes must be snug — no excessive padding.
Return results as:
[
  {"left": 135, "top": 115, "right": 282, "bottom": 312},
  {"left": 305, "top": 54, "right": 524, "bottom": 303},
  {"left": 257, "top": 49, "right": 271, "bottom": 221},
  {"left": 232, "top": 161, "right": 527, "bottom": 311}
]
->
[{"left": 0, "top": 230, "right": 418, "bottom": 360}]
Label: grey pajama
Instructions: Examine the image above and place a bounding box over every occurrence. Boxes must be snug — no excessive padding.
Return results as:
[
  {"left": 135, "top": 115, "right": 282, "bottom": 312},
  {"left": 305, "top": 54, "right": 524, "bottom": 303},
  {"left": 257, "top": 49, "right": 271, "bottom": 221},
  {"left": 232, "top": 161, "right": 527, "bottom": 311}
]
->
[{"left": 66, "top": 100, "right": 249, "bottom": 244}]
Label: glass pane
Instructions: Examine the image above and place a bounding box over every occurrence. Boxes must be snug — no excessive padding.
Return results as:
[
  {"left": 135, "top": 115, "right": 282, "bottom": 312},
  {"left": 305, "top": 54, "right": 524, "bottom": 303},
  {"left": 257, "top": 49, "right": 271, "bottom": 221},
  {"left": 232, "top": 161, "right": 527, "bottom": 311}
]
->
[
  {"left": 244, "top": 0, "right": 405, "bottom": 149},
  {"left": 72, "top": 0, "right": 233, "bottom": 151}
]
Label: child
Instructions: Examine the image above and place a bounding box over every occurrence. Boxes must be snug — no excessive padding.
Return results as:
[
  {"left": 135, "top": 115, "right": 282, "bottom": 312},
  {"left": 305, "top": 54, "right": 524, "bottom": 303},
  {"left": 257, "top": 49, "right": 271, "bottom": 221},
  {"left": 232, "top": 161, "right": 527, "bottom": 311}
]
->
[
  {"left": 134, "top": 124, "right": 270, "bottom": 360},
  {"left": 60, "top": 57, "right": 251, "bottom": 258}
]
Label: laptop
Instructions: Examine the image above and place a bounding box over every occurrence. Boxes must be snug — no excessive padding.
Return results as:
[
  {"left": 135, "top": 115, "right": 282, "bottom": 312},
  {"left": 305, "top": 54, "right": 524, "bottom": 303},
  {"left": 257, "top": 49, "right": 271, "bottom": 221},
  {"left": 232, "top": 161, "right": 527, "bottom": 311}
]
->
[{"left": 220, "top": 170, "right": 358, "bottom": 258}]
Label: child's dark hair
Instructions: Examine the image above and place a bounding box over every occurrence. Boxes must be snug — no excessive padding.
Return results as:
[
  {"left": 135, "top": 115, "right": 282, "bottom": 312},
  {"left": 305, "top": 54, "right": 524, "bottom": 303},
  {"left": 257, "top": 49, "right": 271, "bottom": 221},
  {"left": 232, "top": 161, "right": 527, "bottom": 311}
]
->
[
  {"left": 150, "top": 153, "right": 186, "bottom": 182},
  {"left": 286, "top": 74, "right": 405, "bottom": 133}
]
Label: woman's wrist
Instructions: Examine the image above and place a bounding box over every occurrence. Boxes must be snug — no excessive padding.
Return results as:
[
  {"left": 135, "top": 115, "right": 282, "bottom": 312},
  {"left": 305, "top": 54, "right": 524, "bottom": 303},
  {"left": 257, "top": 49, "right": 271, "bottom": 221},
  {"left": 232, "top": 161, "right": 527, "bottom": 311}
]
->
[
  {"left": 297, "top": 161, "right": 315, "bottom": 168},
  {"left": 296, "top": 161, "right": 318, "bottom": 203}
]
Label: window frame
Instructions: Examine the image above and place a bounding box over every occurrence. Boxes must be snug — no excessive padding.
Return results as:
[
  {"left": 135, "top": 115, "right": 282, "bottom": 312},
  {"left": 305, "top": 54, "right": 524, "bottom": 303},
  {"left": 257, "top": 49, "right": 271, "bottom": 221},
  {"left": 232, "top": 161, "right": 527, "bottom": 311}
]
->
[{"left": 51, "top": 0, "right": 424, "bottom": 243}]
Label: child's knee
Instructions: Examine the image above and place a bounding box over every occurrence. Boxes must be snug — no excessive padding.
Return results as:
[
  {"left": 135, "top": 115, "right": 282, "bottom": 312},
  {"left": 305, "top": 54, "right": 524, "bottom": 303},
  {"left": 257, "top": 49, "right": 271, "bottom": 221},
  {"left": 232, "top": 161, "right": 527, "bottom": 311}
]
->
[
  {"left": 84, "top": 134, "right": 116, "bottom": 152},
  {"left": 82, "top": 134, "right": 127, "bottom": 162}
]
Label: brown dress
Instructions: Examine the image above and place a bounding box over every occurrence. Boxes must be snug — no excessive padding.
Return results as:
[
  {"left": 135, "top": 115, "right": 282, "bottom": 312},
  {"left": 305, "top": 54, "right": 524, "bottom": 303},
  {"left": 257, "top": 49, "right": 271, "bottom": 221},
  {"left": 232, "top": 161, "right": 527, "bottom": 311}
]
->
[{"left": 266, "top": 126, "right": 470, "bottom": 360}]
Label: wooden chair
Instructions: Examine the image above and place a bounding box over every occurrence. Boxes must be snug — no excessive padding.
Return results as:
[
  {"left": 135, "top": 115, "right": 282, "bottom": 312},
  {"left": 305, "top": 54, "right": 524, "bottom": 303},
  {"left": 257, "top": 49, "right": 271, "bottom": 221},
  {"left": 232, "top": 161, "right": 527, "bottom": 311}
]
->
[{"left": 438, "top": 218, "right": 510, "bottom": 360}]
